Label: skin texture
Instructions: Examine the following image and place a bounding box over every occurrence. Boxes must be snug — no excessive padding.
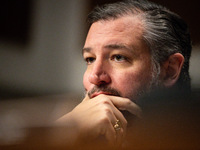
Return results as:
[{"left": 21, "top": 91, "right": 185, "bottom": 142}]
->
[
  {"left": 56, "top": 15, "right": 184, "bottom": 146},
  {"left": 57, "top": 16, "right": 151, "bottom": 145},
  {"left": 83, "top": 16, "right": 154, "bottom": 101}
]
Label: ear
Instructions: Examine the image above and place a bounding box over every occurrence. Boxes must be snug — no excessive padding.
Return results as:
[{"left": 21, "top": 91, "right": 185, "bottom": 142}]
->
[{"left": 161, "top": 53, "right": 184, "bottom": 87}]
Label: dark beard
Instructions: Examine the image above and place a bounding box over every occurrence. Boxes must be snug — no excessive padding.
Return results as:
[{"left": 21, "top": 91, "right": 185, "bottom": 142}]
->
[
  {"left": 87, "top": 85, "right": 138, "bottom": 127},
  {"left": 87, "top": 85, "right": 122, "bottom": 99}
]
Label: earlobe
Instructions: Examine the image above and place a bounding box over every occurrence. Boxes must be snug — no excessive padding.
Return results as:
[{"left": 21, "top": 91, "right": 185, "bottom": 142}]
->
[{"left": 162, "top": 53, "right": 184, "bottom": 87}]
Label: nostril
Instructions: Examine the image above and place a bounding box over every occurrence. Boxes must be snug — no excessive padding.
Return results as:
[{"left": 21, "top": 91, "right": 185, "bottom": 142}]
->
[{"left": 97, "top": 81, "right": 107, "bottom": 85}]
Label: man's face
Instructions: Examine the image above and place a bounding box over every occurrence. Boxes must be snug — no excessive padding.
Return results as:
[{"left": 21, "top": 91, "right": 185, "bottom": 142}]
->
[{"left": 83, "top": 16, "right": 155, "bottom": 101}]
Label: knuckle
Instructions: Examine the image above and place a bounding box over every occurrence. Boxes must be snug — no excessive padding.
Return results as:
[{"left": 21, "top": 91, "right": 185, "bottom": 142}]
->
[
  {"left": 102, "top": 99, "right": 111, "bottom": 105},
  {"left": 99, "top": 104, "right": 112, "bottom": 115},
  {"left": 103, "top": 107, "right": 112, "bottom": 115},
  {"left": 98, "top": 96, "right": 111, "bottom": 105},
  {"left": 98, "top": 94, "right": 107, "bottom": 99},
  {"left": 124, "top": 99, "right": 132, "bottom": 106},
  {"left": 99, "top": 116, "right": 110, "bottom": 125},
  {"left": 98, "top": 108, "right": 113, "bottom": 125}
]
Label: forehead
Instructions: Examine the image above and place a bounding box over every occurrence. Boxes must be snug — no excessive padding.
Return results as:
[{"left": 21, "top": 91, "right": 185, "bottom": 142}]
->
[{"left": 84, "top": 15, "right": 147, "bottom": 53}]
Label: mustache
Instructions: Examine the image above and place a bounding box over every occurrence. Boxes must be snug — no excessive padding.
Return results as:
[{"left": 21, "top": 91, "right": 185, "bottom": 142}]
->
[{"left": 87, "top": 85, "right": 121, "bottom": 99}]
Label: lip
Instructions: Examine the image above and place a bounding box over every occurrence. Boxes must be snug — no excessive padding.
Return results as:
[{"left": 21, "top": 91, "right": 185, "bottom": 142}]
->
[{"left": 91, "top": 91, "right": 113, "bottom": 98}]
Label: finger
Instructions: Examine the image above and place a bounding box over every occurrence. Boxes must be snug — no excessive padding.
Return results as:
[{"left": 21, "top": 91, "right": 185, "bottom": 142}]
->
[
  {"left": 102, "top": 117, "right": 124, "bottom": 146},
  {"left": 101, "top": 102, "right": 125, "bottom": 143},
  {"left": 111, "top": 105, "right": 127, "bottom": 136},
  {"left": 104, "top": 121, "right": 116, "bottom": 146},
  {"left": 108, "top": 96, "right": 142, "bottom": 118},
  {"left": 82, "top": 93, "right": 90, "bottom": 101},
  {"left": 92, "top": 95, "right": 125, "bottom": 144},
  {"left": 105, "top": 122, "right": 124, "bottom": 147},
  {"left": 95, "top": 95, "right": 127, "bottom": 135},
  {"left": 96, "top": 95, "right": 127, "bottom": 141},
  {"left": 82, "top": 94, "right": 126, "bottom": 144},
  {"left": 95, "top": 106, "right": 118, "bottom": 145},
  {"left": 112, "top": 119, "right": 125, "bottom": 145},
  {"left": 115, "top": 127, "right": 124, "bottom": 146}
]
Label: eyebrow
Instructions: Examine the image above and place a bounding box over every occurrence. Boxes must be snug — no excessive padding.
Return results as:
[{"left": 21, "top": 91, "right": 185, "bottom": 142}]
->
[
  {"left": 104, "top": 43, "right": 131, "bottom": 51},
  {"left": 82, "top": 47, "right": 91, "bottom": 55},
  {"left": 82, "top": 43, "right": 135, "bottom": 55}
]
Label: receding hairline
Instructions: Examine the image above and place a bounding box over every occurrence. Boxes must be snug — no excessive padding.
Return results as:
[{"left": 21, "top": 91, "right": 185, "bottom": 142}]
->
[{"left": 83, "top": 14, "right": 148, "bottom": 55}]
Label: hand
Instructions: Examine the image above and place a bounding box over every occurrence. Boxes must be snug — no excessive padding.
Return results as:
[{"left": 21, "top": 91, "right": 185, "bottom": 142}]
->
[{"left": 56, "top": 94, "right": 141, "bottom": 145}]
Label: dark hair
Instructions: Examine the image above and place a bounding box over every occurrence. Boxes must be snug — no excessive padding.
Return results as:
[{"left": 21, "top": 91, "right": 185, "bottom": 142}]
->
[{"left": 87, "top": 0, "right": 192, "bottom": 91}]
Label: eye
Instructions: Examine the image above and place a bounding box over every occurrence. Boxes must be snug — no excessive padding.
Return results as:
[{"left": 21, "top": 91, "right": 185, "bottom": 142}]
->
[
  {"left": 111, "top": 54, "right": 128, "bottom": 62},
  {"left": 84, "top": 57, "right": 95, "bottom": 65}
]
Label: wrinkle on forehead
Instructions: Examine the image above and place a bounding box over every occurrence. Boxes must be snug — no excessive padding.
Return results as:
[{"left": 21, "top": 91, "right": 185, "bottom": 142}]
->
[
  {"left": 84, "top": 15, "right": 148, "bottom": 56},
  {"left": 96, "top": 15, "right": 144, "bottom": 38},
  {"left": 85, "top": 15, "right": 145, "bottom": 47}
]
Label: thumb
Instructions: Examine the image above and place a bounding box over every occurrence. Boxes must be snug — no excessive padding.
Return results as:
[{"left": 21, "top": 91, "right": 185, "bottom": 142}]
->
[{"left": 83, "top": 93, "right": 90, "bottom": 101}]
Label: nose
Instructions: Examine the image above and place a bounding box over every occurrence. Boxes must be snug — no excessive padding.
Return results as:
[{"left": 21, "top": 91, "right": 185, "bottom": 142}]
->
[{"left": 88, "top": 59, "right": 111, "bottom": 85}]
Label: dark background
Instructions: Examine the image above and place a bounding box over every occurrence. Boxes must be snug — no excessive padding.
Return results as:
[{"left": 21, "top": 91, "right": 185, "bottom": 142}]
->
[
  {"left": 0, "top": 0, "right": 32, "bottom": 44},
  {"left": 0, "top": 0, "right": 199, "bottom": 45}
]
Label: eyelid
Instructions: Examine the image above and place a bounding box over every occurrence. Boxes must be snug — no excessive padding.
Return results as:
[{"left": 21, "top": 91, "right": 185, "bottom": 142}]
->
[
  {"left": 111, "top": 54, "right": 129, "bottom": 62},
  {"left": 83, "top": 52, "right": 93, "bottom": 59},
  {"left": 84, "top": 56, "right": 96, "bottom": 65}
]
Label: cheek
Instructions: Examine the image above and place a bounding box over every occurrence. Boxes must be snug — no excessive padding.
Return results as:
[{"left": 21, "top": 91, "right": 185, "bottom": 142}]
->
[
  {"left": 113, "top": 69, "right": 152, "bottom": 98},
  {"left": 113, "top": 73, "right": 138, "bottom": 93}
]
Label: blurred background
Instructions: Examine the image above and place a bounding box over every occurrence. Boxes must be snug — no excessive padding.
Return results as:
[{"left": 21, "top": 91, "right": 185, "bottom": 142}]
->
[
  {"left": 0, "top": 0, "right": 200, "bottom": 99},
  {"left": 0, "top": 0, "right": 200, "bottom": 148}
]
